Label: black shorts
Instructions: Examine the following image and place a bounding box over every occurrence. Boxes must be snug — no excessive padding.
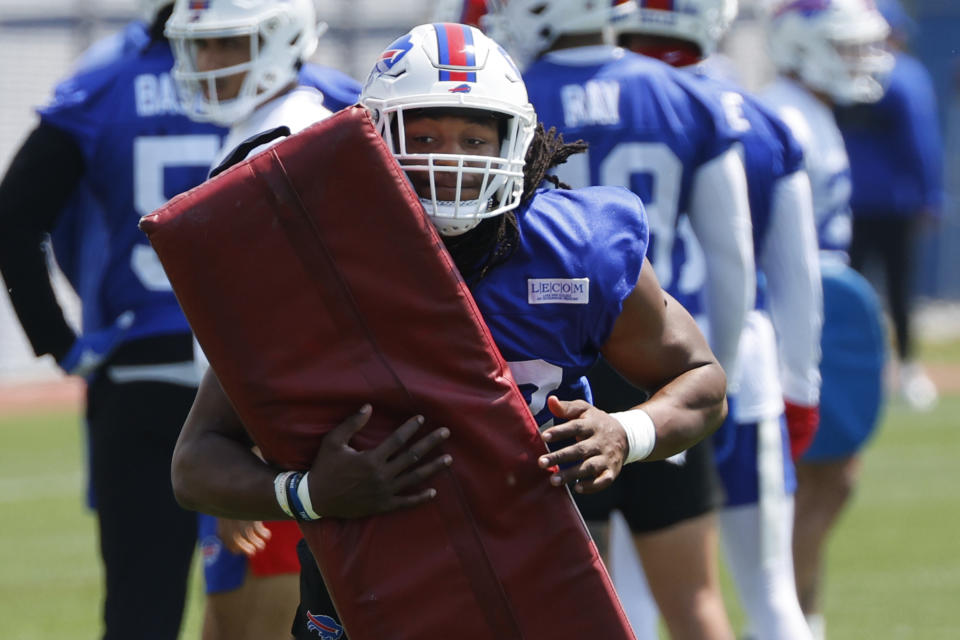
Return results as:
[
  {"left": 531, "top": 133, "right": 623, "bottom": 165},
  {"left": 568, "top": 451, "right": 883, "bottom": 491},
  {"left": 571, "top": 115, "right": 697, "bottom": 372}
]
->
[
  {"left": 291, "top": 538, "right": 349, "bottom": 640},
  {"left": 574, "top": 358, "right": 723, "bottom": 533},
  {"left": 574, "top": 439, "right": 722, "bottom": 533}
]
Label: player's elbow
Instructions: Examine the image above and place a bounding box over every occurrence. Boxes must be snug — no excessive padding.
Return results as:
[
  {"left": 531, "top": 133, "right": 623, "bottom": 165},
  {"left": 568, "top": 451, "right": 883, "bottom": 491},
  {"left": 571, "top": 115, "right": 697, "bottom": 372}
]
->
[
  {"left": 702, "top": 361, "right": 728, "bottom": 437},
  {"left": 170, "top": 439, "right": 203, "bottom": 512}
]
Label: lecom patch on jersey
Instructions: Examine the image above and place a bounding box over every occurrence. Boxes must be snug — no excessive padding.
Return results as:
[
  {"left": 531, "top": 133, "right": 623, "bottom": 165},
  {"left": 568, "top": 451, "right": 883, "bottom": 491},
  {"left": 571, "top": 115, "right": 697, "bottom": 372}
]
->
[{"left": 527, "top": 278, "right": 590, "bottom": 304}]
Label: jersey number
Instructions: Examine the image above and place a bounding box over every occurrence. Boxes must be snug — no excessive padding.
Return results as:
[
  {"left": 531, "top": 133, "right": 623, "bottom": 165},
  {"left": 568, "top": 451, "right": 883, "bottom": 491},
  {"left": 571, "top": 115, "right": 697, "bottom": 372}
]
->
[
  {"left": 552, "top": 141, "right": 704, "bottom": 295},
  {"left": 132, "top": 134, "right": 221, "bottom": 290}
]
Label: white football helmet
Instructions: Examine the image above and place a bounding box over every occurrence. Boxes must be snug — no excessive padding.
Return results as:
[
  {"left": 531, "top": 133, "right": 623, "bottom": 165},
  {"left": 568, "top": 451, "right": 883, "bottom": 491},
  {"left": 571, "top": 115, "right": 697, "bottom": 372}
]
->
[
  {"left": 768, "top": 0, "right": 893, "bottom": 105},
  {"left": 139, "top": 0, "right": 173, "bottom": 25},
  {"left": 483, "top": 0, "right": 629, "bottom": 68},
  {"left": 613, "top": 0, "right": 738, "bottom": 59},
  {"left": 361, "top": 23, "right": 536, "bottom": 236},
  {"left": 165, "top": 0, "right": 323, "bottom": 126}
]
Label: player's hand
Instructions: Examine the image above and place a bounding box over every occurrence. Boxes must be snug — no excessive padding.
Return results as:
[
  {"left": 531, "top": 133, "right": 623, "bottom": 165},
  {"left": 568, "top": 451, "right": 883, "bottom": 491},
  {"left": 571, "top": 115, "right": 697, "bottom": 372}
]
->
[
  {"left": 538, "top": 396, "right": 629, "bottom": 494},
  {"left": 217, "top": 518, "right": 271, "bottom": 557},
  {"left": 57, "top": 310, "right": 135, "bottom": 378},
  {"left": 305, "top": 404, "right": 452, "bottom": 519}
]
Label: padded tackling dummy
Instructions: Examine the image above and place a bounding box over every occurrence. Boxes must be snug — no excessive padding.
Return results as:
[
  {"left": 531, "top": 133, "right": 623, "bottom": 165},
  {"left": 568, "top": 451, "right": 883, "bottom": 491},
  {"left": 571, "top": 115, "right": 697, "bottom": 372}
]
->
[{"left": 140, "top": 106, "right": 634, "bottom": 640}]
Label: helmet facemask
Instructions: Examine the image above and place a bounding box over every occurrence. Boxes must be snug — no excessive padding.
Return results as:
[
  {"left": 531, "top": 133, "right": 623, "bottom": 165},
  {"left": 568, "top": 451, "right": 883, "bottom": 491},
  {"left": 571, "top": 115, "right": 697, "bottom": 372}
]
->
[
  {"left": 166, "top": 0, "right": 321, "bottom": 126},
  {"left": 768, "top": 0, "right": 893, "bottom": 105}
]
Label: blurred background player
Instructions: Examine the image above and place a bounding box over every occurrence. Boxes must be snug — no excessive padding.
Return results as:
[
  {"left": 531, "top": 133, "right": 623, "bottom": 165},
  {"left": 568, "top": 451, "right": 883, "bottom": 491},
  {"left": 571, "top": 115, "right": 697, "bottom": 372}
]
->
[
  {"left": 431, "top": 0, "right": 490, "bottom": 26},
  {"left": 166, "top": 21, "right": 730, "bottom": 639},
  {"left": 165, "top": 0, "right": 355, "bottom": 637},
  {"left": 834, "top": 0, "right": 944, "bottom": 412},
  {"left": 614, "top": 1, "right": 822, "bottom": 638},
  {"left": 0, "top": 1, "right": 224, "bottom": 638},
  {"left": 483, "top": 1, "right": 756, "bottom": 638},
  {"left": 762, "top": 1, "right": 893, "bottom": 637}
]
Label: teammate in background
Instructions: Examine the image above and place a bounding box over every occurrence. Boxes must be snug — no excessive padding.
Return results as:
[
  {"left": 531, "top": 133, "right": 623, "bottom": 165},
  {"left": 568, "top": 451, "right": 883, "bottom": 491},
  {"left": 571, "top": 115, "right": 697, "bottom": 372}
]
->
[
  {"left": 835, "top": 0, "right": 944, "bottom": 411},
  {"left": 484, "top": 1, "right": 755, "bottom": 638},
  {"left": 615, "top": 1, "right": 822, "bottom": 638},
  {"left": 166, "top": 23, "right": 730, "bottom": 639},
  {"left": 762, "top": 2, "right": 892, "bottom": 638},
  {"left": 164, "top": 0, "right": 350, "bottom": 637},
  {"left": 0, "top": 2, "right": 224, "bottom": 638},
  {"left": 431, "top": 0, "right": 490, "bottom": 27}
]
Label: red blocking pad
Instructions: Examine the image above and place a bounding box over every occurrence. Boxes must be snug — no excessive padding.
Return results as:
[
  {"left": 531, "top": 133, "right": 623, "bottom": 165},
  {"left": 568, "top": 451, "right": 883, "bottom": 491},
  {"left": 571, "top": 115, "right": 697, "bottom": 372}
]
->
[{"left": 141, "top": 106, "right": 634, "bottom": 640}]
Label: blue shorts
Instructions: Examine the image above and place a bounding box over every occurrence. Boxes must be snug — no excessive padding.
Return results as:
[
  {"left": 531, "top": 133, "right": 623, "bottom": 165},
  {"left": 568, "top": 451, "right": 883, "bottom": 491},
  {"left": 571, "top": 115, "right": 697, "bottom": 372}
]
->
[
  {"left": 198, "top": 513, "right": 247, "bottom": 594},
  {"left": 803, "top": 262, "right": 886, "bottom": 462},
  {"left": 713, "top": 412, "right": 796, "bottom": 507}
]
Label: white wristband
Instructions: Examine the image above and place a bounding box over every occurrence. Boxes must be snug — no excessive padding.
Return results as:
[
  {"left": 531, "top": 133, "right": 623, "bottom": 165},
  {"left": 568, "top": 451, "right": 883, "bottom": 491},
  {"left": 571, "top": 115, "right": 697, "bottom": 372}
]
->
[
  {"left": 274, "top": 471, "right": 297, "bottom": 518},
  {"left": 611, "top": 409, "right": 656, "bottom": 464},
  {"left": 297, "top": 471, "right": 322, "bottom": 520}
]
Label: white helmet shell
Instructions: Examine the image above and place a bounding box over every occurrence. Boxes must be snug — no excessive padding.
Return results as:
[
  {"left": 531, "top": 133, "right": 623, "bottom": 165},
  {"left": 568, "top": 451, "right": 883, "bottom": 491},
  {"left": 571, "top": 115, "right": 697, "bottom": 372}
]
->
[
  {"left": 767, "top": 0, "right": 893, "bottom": 105},
  {"left": 483, "top": 0, "right": 628, "bottom": 68},
  {"left": 613, "top": 0, "right": 739, "bottom": 59},
  {"left": 361, "top": 23, "right": 536, "bottom": 236},
  {"left": 165, "top": 0, "right": 323, "bottom": 126}
]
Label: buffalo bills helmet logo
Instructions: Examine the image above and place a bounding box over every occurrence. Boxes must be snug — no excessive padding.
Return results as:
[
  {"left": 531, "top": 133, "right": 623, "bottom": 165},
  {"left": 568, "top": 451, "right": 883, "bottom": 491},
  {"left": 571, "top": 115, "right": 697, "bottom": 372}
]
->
[
  {"left": 306, "top": 611, "right": 344, "bottom": 639},
  {"left": 376, "top": 34, "right": 414, "bottom": 75},
  {"left": 449, "top": 83, "right": 472, "bottom": 93}
]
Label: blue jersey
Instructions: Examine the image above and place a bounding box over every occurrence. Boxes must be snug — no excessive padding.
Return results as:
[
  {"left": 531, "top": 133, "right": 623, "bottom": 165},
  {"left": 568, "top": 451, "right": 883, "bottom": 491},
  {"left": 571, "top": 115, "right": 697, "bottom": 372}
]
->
[
  {"left": 48, "top": 22, "right": 150, "bottom": 333},
  {"left": 523, "top": 47, "right": 737, "bottom": 304},
  {"left": 298, "top": 64, "right": 361, "bottom": 113},
  {"left": 680, "top": 70, "right": 805, "bottom": 314},
  {"left": 39, "top": 38, "right": 225, "bottom": 341},
  {"left": 472, "top": 187, "right": 648, "bottom": 427},
  {"left": 835, "top": 52, "right": 944, "bottom": 217}
]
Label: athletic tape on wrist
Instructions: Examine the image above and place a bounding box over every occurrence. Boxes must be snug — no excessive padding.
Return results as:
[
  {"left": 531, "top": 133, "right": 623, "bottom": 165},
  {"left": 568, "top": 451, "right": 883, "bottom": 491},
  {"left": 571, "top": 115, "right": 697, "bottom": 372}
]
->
[
  {"left": 285, "top": 472, "right": 312, "bottom": 522},
  {"left": 296, "top": 471, "right": 322, "bottom": 520},
  {"left": 611, "top": 409, "right": 656, "bottom": 464},
  {"left": 274, "top": 470, "right": 297, "bottom": 519}
]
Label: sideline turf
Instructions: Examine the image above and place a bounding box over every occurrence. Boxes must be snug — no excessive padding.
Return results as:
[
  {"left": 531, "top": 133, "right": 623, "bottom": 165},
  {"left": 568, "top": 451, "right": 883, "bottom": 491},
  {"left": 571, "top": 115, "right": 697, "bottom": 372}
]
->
[
  {"left": 0, "top": 409, "right": 205, "bottom": 639},
  {"left": 1, "top": 372, "right": 957, "bottom": 638}
]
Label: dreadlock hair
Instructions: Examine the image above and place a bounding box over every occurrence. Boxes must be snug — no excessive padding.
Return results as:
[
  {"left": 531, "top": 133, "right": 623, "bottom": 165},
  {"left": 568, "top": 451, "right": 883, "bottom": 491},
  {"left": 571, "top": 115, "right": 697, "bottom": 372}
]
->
[
  {"left": 446, "top": 123, "right": 588, "bottom": 284},
  {"left": 151, "top": 4, "right": 175, "bottom": 42}
]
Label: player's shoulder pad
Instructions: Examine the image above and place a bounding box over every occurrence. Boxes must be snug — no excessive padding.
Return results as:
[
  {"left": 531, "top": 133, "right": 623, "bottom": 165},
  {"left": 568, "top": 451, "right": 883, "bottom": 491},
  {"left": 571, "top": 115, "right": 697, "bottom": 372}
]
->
[
  {"left": 40, "top": 33, "right": 158, "bottom": 117},
  {"left": 298, "top": 64, "right": 362, "bottom": 113},
  {"left": 522, "top": 186, "right": 649, "bottom": 270},
  {"left": 750, "top": 96, "right": 805, "bottom": 175}
]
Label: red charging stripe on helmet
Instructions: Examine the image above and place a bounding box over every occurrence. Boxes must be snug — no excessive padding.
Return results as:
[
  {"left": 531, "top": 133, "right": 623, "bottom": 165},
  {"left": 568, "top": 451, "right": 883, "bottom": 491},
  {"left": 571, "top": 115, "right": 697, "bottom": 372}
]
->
[
  {"left": 643, "top": 0, "right": 674, "bottom": 9},
  {"left": 444, "top": 23, "right": 469, "bottom": 82}
]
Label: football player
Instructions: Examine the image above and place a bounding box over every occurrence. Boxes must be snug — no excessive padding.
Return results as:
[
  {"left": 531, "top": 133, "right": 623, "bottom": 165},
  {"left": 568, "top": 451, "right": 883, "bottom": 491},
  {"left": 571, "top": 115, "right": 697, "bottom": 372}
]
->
[
  {"left": 614, "top": 1, "right": 822, "bottom": 638},
  {"left": 761, "top": 2, "right": 892, "bottom": 638},
  {"left": 835, "top": 0, "right": 943, "bottom": 412},
  {"left": 484, "top": 0, "right": 757, "bottom": 637},
  {"left": 166, "top": 22, "right": 729, "bottom": 639},
  {"left": 164, "top": 0, "right": 355, "bottom": 638},
  {"left": 0, "top": 2, "right": 223, "bottom": 638}
]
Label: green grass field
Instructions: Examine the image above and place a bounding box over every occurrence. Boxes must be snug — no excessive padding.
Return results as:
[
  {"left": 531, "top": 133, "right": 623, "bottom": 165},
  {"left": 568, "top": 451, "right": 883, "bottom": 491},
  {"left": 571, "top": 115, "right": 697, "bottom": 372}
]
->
[{"left": 1, "top": 359, "right": 958, "bottom": 638}]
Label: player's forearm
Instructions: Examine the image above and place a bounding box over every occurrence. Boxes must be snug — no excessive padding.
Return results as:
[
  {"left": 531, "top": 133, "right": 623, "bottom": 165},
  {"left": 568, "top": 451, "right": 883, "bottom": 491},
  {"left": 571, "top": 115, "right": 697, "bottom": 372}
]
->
[
  {"left": 638, "top": 360, "right": 727, "bottom": 460},
  {"left": 172, "top": 370, "right": 291, "bottom": 521},
  {"left": 0, "top": 123, "right": 86, "bottom": 359},
  {"left": 764, "top": 170, "right": 823, "bottom": 405},
  {"left": 171, "top": 426, "right": 290, "bottom": 521}
]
